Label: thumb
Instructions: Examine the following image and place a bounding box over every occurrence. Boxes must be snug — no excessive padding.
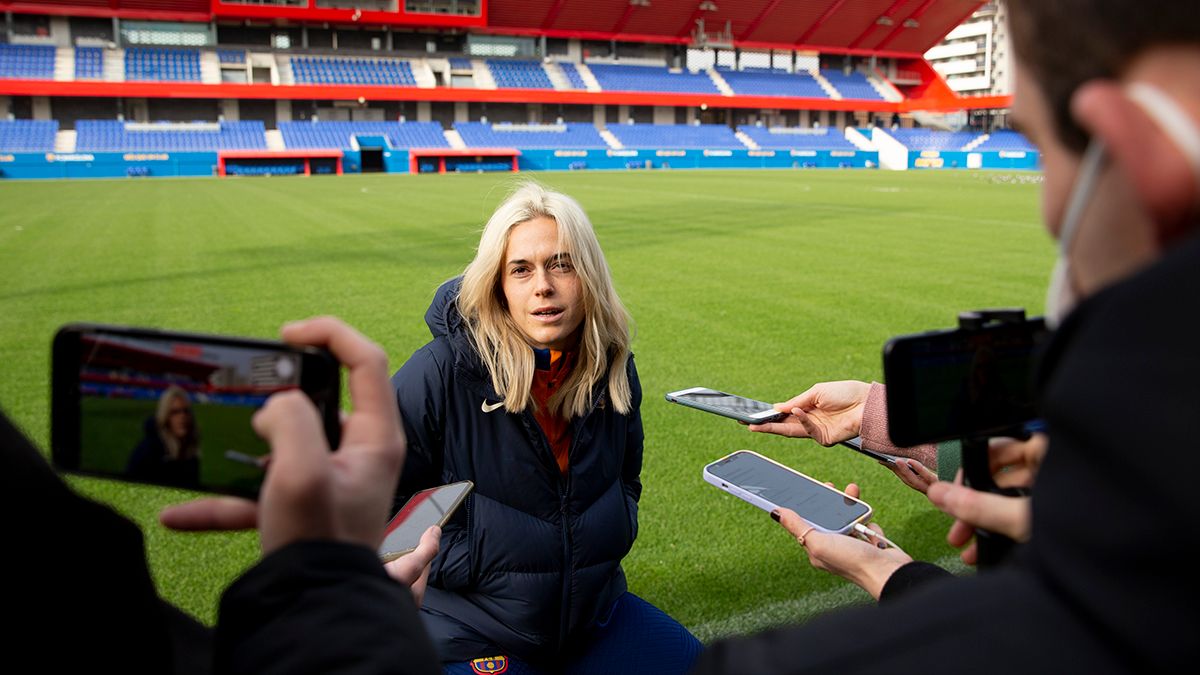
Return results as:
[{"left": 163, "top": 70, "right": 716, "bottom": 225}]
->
[{"left": 775, "top": 387, "right": 819, "bottom": 413}]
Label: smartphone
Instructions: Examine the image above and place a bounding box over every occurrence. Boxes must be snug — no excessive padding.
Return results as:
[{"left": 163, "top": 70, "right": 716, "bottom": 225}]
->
[
  {"left": 702, "top": 450, "right": 872, "bottom": 534},
  {"left": 51, "top": 323, "right": 341, "bottom": 497},
  {"left": 665, "top": 387, "right": 787, "bottom": 424},
  {"left": 379, "top": 481, "right": 474, "bottom": 562},
  {"left": 883, "top": 318, "right": 1049, "bottom": 447},
  {"left": 839, "top": 436, "right": 898, "bottom": 465}
]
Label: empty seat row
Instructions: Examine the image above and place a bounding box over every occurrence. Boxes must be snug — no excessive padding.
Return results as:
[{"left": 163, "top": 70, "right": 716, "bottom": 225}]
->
[
  {"left": 74, "top": 120, "right": 266, "bottom": 151},
  {"left": 0, "top": 119, "right": 59, "bottom": 151},
  {"left": 0, "top": 44, "right": 56, "bottom": 80},
  {"left": 587, "top": 63, "right": 719, "bottom": 95},
  {"left": 486, "top": 60, "right": 553, "bottom": 90},
  {"left": 291, "top": 56, "right": 416, "bottom": 86},
  {"left": 279, "top": 121, "right": 447, "bottom": 150},
  {"left": 738, "top": 126, "right": 856, "bottom": 150},
  {"left": 125, "top": 48, "right": 201, "bottom": 82},
  {"left": 454, "top": 122, "right": 607, "bottom": 149}
]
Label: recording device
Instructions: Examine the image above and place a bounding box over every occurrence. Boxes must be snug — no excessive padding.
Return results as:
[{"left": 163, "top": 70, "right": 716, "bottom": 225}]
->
[
  {"left": 378, "top": 481, "right": 474, "bottom": 562},
  {"left": 665, "top": 387, "right": 787, "bottom": 424},
  {"left": 52, "top": 323, "right": 341, "bottom": 497},
  {"left": 703, "top": 450, "right": 872, "bottom": 534},
  {"left": 882, "top": 312, "right": 1049, "bottom": 447}
]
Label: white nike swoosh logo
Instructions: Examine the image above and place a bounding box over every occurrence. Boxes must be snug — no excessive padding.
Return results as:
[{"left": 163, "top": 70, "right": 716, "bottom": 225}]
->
[{"left": 481, "top": 400, "right": 504, "bottom": 413}]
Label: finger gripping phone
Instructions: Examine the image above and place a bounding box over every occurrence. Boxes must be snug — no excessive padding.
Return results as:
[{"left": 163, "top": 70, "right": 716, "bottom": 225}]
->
[
  {"left": 703, "top": 450, "right": 872, "bottom": 534},
  {"left": 379, "top": 481, "right": 474, "bottom": 562},
  {"left": 51, "top": 323, "right": 341, "bottom": 497},
  {"left": 665, "top": 387, "right": 787, "bottom": 424}
]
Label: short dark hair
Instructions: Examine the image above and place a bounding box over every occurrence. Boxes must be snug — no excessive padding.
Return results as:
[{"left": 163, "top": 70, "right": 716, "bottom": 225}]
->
[{"left": 1007, "top": 0, "right": 1200, "bottom": 152}]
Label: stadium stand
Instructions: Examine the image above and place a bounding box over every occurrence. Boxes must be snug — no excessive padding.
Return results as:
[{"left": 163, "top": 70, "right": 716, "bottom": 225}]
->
[
  {"left": 0, "top": 44, "right": 57, "bottom": 80},
  {"left": 75, "top": 120, "right": 267, "bottom": 151},
  {"left": 587, "top": 63, "right": 719, "bottom": 94},
  {"left": 217, "top": 50, "right": 247, "bottom": 65},
  {"left": 738, "top": 126, "right": 857, "bottom": 150},
  {"left": 973, "top": 130, "right": 1037, "bottom": 152},
  {"left": 125, "top": 48, "right": 201, "bottom": 82},
  {"left": 278, "top": 121, "right": 448, "bottom": 150},
  {"left": 888, "top": 128, "right": 981, "bottom": 151},
  {"left": 291, "top": 56, "right": 417, "bottom": 86},
  {"left": 719, "top": 68, "right": 830, "bottom": 99},
  {"left": 454, "top": 122, "right": 606, "bottom": 149},
  {"left": 559, "top": 62, "right": 587, "bottom": 90},
  {"left": 607, "top": 124, "right": 744, "bottom": 149},
  {"left": 448, "top": 57, "right": 473, "bottom": 70},
  {"left": 486, "top": 60, "right": 553, "bottom": 89},
  {"left": 0, "top": 119, "right": 59, "bottom": 151},
  {"left": 74, "top": 47, "right": 104, "bottom": 80},
  {"left": 820, "top": 69, "right": 884, "bottom": 101}
]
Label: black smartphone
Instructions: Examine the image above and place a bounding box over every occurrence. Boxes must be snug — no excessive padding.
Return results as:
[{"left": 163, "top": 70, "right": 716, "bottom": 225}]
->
[
  {"left": 51, "top": 323, "right": 341, "bottom": 497},
  {"left": 702, "top": 450, "right": 872, "bottom": 534},
  {"left": 665, "top": 387, "right": 787, "bottom": 424},
  {"left": 883, "top": 318, "right": 1049, "bottom": 447},
  {"left": 378, "top": 481, "right": 474, "bottom": 562}
]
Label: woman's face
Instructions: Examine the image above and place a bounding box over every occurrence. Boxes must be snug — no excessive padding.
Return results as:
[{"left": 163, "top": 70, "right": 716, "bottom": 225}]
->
[
  {"left": 166, "top": 396, "right": 193, "bottom": 439},
  {"left": 501, "top": 216, "right": 584, "bottom": 351}
]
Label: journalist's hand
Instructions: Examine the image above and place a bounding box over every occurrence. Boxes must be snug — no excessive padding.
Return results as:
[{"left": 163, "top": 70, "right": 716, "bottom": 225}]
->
[
  {"left": 749, "top": 380, "right": 871, "bottom": 445},
  {"left": 160, "top": 317, "right": 406, "bottom": 556},
  {"left": 774, "top": 483, "right": 912, "bottom": 600},
  {"left": 384, "top": 525, "right": 441, "bottom": 608}
]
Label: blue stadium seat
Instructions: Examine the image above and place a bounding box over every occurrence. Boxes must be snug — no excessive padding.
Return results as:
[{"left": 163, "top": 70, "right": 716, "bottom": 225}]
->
[
  {"left": 587, "top": 63, "right": 719, "bottom": 94},
  {"left": 290, "top": 56, "right": 417, "bottom": 86},
  {"left": 0, "top": 44, "right": 56, "bottom": 80},
  {"left": 558, "top": 62, "right": 587, "bottom": 90},
  {"left": 74, "top": 47, "right": 104, "bottom": 80},
  {"left": 606, "top": 124, "right": 742, "bottom": 149},
  {"left": 454, "top": 122, "right": 606, "bottom": 149},
  {"left": 74, "top": 120, "right": 267, "bottom": 151},
  {"left": 820, "top": 69, "right": 884, "bottom": 101},
  {"left": 888, "top": 128, "right": 983, "bottom": 151},
  {"left": 124, "top": 48, "right": 201, "bottom": 82},
  {"left": 486, "top": 60, "right": 553, "bottom": 90},
  {"left": 972, "top": 130, "right": 1037, "bottom": 152},
  {"left": 721, "top": 69, "right": 830, "bottom": 98},
  {"left": 737, "top": 126, "right": 856, "bottom": 151},
  {"left": 0, "top": 119, "right": 59, "bottom": 151},
  {"left": 278, "top": 121, "right": 448, "bottom": 150}
]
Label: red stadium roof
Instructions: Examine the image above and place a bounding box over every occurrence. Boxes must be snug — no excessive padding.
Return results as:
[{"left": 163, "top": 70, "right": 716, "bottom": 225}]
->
[
  {"left": 487, "top": 0, "right": 986, "bottom": 56},
  {"left": 2, "top": 0, "right": 985, "bottom": 57}
]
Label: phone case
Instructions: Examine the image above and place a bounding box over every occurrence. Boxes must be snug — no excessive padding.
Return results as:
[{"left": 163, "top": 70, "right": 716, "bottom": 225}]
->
[{"left": 702, "top": 450, "right": 872, "bottom": 534}]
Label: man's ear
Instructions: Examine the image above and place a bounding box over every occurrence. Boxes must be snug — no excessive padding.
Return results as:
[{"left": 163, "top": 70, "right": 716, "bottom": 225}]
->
[{"left": 1072, "top": 81, "right": 1198, "bottom": 241}]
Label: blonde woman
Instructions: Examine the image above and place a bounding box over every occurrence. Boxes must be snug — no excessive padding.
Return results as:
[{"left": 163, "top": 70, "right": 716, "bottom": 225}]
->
[
  {"left": 126, "top": 385, "right": 200, "bottom": 488},
  {"left": 392, "top": 182, "right": 700, "bottom": 674}
]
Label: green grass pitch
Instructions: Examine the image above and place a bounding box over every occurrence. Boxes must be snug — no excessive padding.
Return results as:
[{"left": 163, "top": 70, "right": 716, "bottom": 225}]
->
[{"left": 0, "top": 169, "right": 1049, "bottom": 639}]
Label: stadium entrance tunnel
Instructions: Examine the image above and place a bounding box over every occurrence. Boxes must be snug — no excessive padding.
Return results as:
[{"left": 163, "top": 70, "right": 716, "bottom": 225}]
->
[{"left": 360, "top": 148, "right": 384, "bottom": 172}]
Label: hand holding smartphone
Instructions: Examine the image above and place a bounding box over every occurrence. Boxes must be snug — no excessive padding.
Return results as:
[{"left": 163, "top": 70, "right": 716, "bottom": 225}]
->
[
  {"left": 52, "top": 323, "right": 341, "bottom": 497},
  {"left": 703, "top": 450, "right": 872, "bottom": 535},
  {"left": 379, "top": 481, "right": 473, "bottom": 562}
]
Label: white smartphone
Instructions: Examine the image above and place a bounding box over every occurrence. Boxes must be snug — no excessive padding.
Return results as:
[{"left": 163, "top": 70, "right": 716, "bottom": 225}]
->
[
  {"left": 702, "top": 450, "right": 872, "bottom": 534},
  {"left": 378, "top": 481, "right": 473, "bottom": 562},
  {"left": 665, "top": 387, "right": 787, "bottom": 424}
]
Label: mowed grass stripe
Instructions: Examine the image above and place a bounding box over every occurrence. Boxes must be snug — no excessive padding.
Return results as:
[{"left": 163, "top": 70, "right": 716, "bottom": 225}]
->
[{"left": 0, "top": 170, "right": 1047, "bottom": 632}]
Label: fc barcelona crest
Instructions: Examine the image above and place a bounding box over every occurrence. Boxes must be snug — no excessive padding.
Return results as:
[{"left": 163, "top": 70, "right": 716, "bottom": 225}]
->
[{"left": 470, "top": 656, "right": 508, "bottom": 674}]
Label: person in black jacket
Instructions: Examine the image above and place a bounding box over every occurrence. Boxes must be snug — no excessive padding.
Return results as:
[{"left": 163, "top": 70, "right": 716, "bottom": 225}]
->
[
  {"left": 692, "top": 1, "right": 1200, "bottom": 672},
  {"left": 392, "top": 182, "right": 701, "bottom": 674},
  {"left": 7, "top": 317, "right": 441, "bottom": 674}
]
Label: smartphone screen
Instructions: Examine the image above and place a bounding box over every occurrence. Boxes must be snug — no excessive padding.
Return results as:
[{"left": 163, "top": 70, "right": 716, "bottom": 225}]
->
[
  {"left": 705, "top": 451, "right": 870, "bottom": 531},
  {"left": 52, "top": 325, "right": 339, "bottom": 496},
  {"left": 884, "top": 319, "right": 1049, "bottom": 446},
  {"left": 668, "top": 388, "right": 782, "bottom": 422},
  {"left": 379, "top": 481, "right": 473, "bottom": 561}
]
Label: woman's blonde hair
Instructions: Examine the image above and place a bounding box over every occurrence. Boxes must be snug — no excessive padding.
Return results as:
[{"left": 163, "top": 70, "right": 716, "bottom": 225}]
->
[
  {"left": 155, "top": 385, "right": 200, "bottom": 461},
  {"left": 458, "top": 181, "right": 633, "bottom": 418}
]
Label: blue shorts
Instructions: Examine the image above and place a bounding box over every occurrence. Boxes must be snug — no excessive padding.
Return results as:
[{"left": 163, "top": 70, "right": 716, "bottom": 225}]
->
[{"left": 443, "top": 592, "right": 702, "bottom": 675}]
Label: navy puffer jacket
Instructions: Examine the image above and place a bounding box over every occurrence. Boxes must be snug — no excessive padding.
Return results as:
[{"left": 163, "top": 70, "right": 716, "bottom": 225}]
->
[{"left": 391, "top": 278, "right": 643, "bottom": 664}]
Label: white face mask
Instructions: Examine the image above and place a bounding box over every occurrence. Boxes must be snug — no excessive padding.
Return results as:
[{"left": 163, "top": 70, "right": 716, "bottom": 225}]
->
[{"left": 1045, "top": 83, "right": 1200, "bottom": 328}]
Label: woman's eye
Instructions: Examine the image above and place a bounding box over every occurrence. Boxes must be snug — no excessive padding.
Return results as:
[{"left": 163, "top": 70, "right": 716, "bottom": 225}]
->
[{"left": 552, "top": 261, "right": 574, "bottom": 272}]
